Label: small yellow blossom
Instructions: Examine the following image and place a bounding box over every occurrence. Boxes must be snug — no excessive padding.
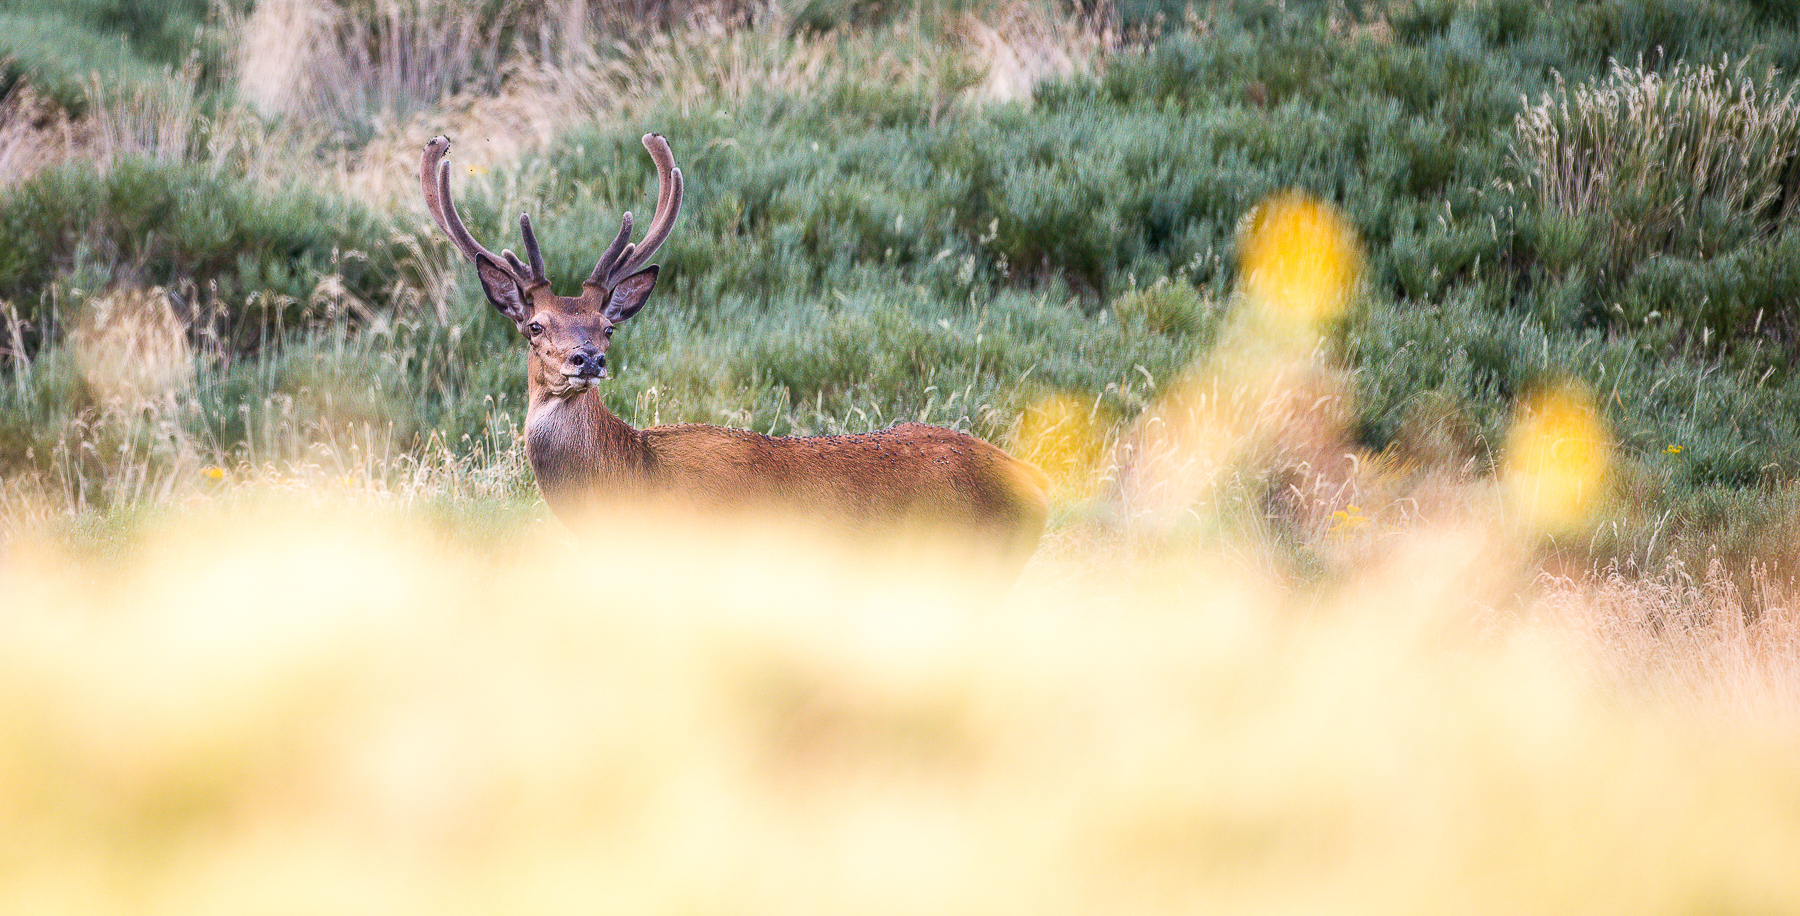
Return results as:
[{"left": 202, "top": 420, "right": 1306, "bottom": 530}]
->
[
  {"left": 467, "top": 165, "right": 490, "bottom": 176},
  {"left": 201, "top": 466, "right": 225, "bottom": 481},
  {"left": 1665, "top": 444, "right": 1683, "bottom": 455},
  {"left": 1329, "top": 504, "right": 1368, "bottom": 540}
]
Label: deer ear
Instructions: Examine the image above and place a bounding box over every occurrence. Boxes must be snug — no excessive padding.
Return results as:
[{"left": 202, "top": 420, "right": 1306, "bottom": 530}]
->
[
  {"left": 474, "top": 252, "right": 529, "bottom": 326},
  {"left": 605, "top": 265, "right": 659, "bottom": 323}
]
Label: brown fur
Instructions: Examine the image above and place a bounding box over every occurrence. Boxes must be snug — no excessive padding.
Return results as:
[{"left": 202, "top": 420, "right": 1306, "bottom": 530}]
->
[{"left": 524, "top": 367, "right": 1050, "bottom": 566}]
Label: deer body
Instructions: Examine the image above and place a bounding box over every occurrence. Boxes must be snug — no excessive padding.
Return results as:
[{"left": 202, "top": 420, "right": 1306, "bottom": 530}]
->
[
  {"left": 527, "top": 394, "right": 1043, "bottom": 533},
  {"left": 424, "top": 134, "right": 1047, "bottom": 560}
]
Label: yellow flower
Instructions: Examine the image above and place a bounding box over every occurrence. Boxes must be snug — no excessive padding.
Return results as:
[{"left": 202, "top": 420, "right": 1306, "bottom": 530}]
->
[
  {"left": 201, "top": 466, "right": 225, "bottom": 481},
  {"left": 467, "top": 164, "right": 490, "bottom": 176},
  {"left": 1665, "top": 444, "right": 1683, "bottom": 455},
  {"left": 1236, "top": 190, "right": 1363, "bottom": 338},
  {"left": 1328, "top": 504, "right": 1368, "bottom": 540},
  {"left": 1013, "top": 393, "right": 1109, "bottom": 502},
  {"left": 1502, "top": 382, "right": 1612, "bottom": 536}
]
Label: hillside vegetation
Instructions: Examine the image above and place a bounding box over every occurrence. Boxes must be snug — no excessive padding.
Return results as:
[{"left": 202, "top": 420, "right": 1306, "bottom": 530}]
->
[{"left": 1, "top": 0, "right": 1799, "bottom": 570}]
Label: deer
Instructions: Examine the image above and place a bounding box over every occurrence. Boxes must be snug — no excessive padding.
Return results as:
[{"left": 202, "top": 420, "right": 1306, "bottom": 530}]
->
[{"left": 420, "top": 134, "right": 1049, "bottom": 566}]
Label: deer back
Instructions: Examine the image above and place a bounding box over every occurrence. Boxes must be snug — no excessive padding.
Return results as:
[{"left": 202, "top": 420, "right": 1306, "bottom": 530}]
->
[{"left": 640, "top": 421, "right": 1047, "bottom": 527}]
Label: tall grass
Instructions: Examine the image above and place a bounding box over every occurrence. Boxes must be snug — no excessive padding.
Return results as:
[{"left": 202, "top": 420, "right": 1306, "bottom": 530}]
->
[
  {"left": 0, "top": 281, "right": 533, "bottom": 533},
  {"left": 234, "top": 0, "right": 521, "bottom": 130},
  {"left": 1513, "top": 57, "right": 1800, "bottom": 288}
]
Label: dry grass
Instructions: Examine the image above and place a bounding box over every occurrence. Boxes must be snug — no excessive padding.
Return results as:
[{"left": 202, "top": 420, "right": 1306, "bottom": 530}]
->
[
  {"left": 1512, "top": 57, "right": 1800, "bottom": 277},
  {"left": 6, "top": 0, "right": 1106, "bottom": 208},
  {"left": 959, "top": 1, "right": 1106, "bottom": 103},
  {"left": 0, "top": 62, "right": 305, "bottom": 188},
  {"left": 0, "top": 280, "right": 528, "bottom": 533},
  {"left": 233, "top": 0, "right": 512, "bottom": 124},
  {"left": 1543, "top": 558, "right": 1800, "bottom": 725},
  {"left": 0, "top": 403, "right": 531, "bottom": 532},
  {"left": 0, "top": 76, "right": 71, "bottom": 187},
  {"left": 336, "top": 3, "right": 1091, "bottom": 207}
]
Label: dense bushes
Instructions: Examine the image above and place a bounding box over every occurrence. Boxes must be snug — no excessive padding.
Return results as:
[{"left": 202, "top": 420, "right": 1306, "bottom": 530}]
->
[
  {"left": 0, "top": 0, "right": 226, "bottom": 106},
  {"left": 0, "top": 159, "right": 398, "bottom": 347}
]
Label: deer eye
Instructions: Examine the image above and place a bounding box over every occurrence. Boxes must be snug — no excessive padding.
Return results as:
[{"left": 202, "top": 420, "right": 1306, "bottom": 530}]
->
[
  {"left": 603, "top": 326, "right": 614, "bottom": 338},
  {"left": 528, "top": 322, "right": 544, "bottom": 336}
]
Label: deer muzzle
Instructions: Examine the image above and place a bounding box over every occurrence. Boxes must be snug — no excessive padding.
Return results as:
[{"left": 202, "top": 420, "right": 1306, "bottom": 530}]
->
[{"left": 568, "top": 348, "right": 607, "bottom": 380}]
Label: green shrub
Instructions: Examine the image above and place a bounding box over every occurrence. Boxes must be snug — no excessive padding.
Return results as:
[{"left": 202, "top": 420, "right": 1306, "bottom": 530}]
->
[
  {"left": 0, "top": 159, "right": 399, "bottom": 350},
  {"left": 6, "top": 0, "right": 1800, "bottom": 568},
  {"left": 1342, "top": 288, "right": 1800, "bottom": 489},
  {"left": 0, "top": 0, "right": 227, "bottom": 107}
]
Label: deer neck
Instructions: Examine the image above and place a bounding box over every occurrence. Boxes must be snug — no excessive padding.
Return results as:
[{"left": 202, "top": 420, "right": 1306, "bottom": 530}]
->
[{"left": 524, "top": 372, "right": 653, "bottom": 505}]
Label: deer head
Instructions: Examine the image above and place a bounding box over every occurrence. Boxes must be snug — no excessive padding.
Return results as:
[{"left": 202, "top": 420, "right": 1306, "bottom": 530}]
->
[{"left": 420, "top": 134, "right": 683, "bottom": 397}]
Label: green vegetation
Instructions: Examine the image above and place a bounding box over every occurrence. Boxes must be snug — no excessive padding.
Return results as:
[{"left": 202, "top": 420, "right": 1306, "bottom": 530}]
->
[
  {"left": 0, "top": 0, "right": 227, "bottom": 106},
  {"left": 3, "top": 0, "right": 1800, "bottom": 578},
  {"left": 0, "top": 160, "right": 395, "bottom": 329}
]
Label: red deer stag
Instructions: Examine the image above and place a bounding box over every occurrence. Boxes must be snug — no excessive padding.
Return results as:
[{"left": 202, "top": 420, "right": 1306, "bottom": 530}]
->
[{"left": 421, "top": 134, "right": 1048, "bottom": 562}]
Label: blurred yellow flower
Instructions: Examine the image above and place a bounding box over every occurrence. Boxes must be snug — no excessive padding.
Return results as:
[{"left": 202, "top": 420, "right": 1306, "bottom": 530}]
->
[
  {"left": 1665, "top": 444, "right": 1683, "bottom": 455},
  {"left": 201, "top": 466, "right": 225, "bottom": 481},
  {"left": 1503, "top": 382, "right": 1612, "bottom": 536},
  {"left": 1236, "top": 190, "right": 1363, "bottom": 337},
  {"left": 1013, "top": 393, "right": 1110, "bottom": 503},
  {"left": 467, "top": 165, "right": 490, "bottom": 176}
]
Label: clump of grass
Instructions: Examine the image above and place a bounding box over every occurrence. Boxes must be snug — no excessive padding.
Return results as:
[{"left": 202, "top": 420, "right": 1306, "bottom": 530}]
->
[
  {"left": 1515, "top": 56, "right": 1800, "bottom": 251},
  {"left": 1512, "top": 57, "right": 1800, "bottom": 336},
  {"left": 233, "top": 0, "right": 523, "bottom": 133},
  {"left": 0, "top": 74, "right": 69, "bottom": 187}
]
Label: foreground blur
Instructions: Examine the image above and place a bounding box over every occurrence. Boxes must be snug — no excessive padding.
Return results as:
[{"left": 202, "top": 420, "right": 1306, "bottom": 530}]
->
[{"left": 2, "top": 502, "right": 1799, "bottom": 916}]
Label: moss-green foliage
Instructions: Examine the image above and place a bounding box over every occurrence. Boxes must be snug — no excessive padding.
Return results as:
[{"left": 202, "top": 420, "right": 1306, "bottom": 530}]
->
[
  {"left": 0, "top": 160, "right": 398, "bottom": 346},
  {"left": 0, "top": 0, "right": 228, "bottom": 106},
  {"left": 1341, "top": 291, "right": 1800, "bottom": 485}
]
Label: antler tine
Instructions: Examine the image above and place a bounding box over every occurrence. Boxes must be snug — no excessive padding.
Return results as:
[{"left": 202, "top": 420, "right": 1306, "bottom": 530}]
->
[
  {"left": 421, "top": 136, "right": 514, "bottom": 277},
  {"left": 585, "top": 213, "right": 633, "bottom": 288},
  {"left": 420, "top": 137, "right": 454, "bottom": 238},
  {"left": 519, "top": 213, "right": 548, "bottom": 286},
  {"left": 606, "top": 133, "right": 683, "bottom": 286}
]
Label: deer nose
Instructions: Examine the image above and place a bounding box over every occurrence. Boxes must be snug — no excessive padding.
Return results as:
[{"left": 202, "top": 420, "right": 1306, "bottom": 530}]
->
[{"left": 569, "top": 347, "right": 606, "bottom": 378}]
